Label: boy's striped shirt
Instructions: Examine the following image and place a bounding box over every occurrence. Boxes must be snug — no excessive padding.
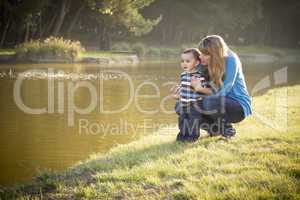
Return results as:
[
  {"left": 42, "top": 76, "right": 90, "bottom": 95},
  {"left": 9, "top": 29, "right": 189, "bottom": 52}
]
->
[{"left": 179, "top": 70, "right": 209, "bottom": 106}]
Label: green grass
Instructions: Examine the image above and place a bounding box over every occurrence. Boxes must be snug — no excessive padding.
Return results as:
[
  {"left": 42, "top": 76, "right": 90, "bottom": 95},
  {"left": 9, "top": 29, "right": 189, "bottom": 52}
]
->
[
  {"left": 1, "top": 85, "right": 300, "bottom": 199},
  {"left": 0, "top": 49, "right": 15, "bottom": 56},
  {"left": 230, "top": 45, "right": 300, "bottom": 57}
]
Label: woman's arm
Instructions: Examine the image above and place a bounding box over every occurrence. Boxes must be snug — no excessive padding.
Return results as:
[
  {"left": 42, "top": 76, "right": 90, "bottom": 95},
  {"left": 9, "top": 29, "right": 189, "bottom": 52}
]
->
[
  {"left": 191, "top": 77, "right": 212, "bottom": 95},
  {"left": 194, "top": 84, "right": 212, "bottom": 95}
]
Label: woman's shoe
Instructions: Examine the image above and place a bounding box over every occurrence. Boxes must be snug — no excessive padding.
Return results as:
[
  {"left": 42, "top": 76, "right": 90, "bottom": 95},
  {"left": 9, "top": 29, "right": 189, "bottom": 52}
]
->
[{"left": 222, "top": 124, "right": 236, "bottom": 138}]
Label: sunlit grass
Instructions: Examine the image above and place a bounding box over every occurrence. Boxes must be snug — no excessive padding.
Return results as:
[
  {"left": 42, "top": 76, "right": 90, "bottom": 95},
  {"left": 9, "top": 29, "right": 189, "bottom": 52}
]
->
[
  {"left": 1, "top": 86, "right": 300, "bottom": 199},
  {"left": 0, "top": 49, "right": 15, "bottom": 56},
  {"left": 14, "top": 37, "right": 85, "bottom": 62}
]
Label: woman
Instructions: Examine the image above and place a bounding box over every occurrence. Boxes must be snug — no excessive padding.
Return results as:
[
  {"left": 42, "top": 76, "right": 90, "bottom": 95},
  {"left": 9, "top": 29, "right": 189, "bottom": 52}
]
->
[{"left": 176, "top": 35, "right": 252, "bottom": 140}]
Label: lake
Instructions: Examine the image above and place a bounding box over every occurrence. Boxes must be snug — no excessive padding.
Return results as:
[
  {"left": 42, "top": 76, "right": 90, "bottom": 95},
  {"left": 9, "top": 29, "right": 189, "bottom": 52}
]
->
[{"left": 0, "top": 60, "right": 299, "bottom": 186}]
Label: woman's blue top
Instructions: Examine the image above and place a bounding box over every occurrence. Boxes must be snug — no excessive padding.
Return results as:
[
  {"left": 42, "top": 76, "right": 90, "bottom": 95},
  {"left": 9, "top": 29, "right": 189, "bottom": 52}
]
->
[{"left": 199, "top": 50, "right": 252, "bottom": 117}]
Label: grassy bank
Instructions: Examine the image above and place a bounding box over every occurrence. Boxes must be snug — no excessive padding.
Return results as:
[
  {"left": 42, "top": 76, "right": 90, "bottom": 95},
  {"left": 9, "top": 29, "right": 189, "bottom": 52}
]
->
[
  {"left": 0, "top": 49, "right": 15, "bottom": 56},
  {"left": 0, "top": 50, "right": 133, "bottom": 58},
  {"left": 1, "top": 85, "right": 300, "bottom": 199},
  {"left": 230, "top": 45, "right": 300, "bottom": 57},
  {"left": 0, "top": 50, "right": 133, "bottom": 57}
]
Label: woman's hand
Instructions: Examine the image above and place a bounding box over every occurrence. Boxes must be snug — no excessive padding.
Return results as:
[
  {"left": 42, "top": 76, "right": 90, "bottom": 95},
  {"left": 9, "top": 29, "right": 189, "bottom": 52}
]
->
[
  {"left": 191, "top": 76, "right": 204, "bottom": 91},
  {"left": 191, "top": 76, "right": 212, "bottom": 95}
]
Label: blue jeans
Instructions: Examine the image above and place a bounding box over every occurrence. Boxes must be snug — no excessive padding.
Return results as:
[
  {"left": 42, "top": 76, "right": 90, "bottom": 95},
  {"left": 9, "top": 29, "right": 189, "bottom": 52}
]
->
[
  {"left": 175, "top": 104, "right": 201, "bottom": 140},
  {"left": 175, "top": 96, "right": 245, "bottom": 138}
]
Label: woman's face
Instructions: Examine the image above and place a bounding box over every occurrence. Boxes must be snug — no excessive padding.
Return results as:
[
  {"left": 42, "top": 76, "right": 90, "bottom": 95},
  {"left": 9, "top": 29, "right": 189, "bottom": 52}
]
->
[{"left": 200, "top": 53, "right": 210, "bottom": 66}]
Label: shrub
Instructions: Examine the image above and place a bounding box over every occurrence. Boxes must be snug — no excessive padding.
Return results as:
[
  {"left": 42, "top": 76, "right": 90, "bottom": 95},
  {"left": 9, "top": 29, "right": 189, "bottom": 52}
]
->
[
  {"left": 146, "top": 47, "right": 161, "bottom": 57},
  {"left": 111, "top": 42, "right": 131, "bottom": 51},
  {"left": 159, "top": 48, "right": 180, "bottom": 58},
  {"left": 131, "top": 42, "right": 146, "bottom": 57},
  {"left": 15, "top": 37, "right": 85, "bottom": 62}
]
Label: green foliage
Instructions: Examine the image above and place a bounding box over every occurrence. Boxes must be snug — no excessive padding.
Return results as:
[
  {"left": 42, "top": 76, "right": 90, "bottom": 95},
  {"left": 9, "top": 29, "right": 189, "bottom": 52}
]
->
[
  {"left": 131, "top": 42, "right": 146, "bottom": 57},
  {"left": 0, "top": 49, "right": 15, "bottom": 55},
  {"left": 15, "top": 37, "right": 85, "bottom": 62},
  {"left": 1, "top": 0, "right": 300, "bottom": 48},
  {"left": 147, "top": 47, "right": 161, "bottom": 57},
  {"left": 111, "top": 42, "right": 132, "bottom": 51},
  {"left": 110, "top": 42, "right": 179, "bottom": 58},
  {"left": 159, "top": 48, "right": 180, "bottom": 58},
  {"left": 142, "top": 0, "right": 265, "bottom": 45},
  {"left": 0, "top": 0, "right": 161, "bottom": 49},
  {"left": 100, "top": 0, "right": 162, "bottom": 36}
]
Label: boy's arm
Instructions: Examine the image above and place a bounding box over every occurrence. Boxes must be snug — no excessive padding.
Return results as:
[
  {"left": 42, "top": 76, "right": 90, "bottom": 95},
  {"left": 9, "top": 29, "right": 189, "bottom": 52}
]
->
[
  {"left": 170, "top": 83, "right": 181, "bottom": 100},
  {"left": 172, "top": 93, "right": 180, "bottom": 100}
]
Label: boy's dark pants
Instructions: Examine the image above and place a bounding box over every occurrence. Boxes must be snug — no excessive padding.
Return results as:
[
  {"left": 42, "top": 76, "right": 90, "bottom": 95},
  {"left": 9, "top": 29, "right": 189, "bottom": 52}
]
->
[
  {"left": 175, "top": 102, "right": 202, "bottom": 140},
  {"left": 175, "top": 96, "right": 245, "bottom": 139}
]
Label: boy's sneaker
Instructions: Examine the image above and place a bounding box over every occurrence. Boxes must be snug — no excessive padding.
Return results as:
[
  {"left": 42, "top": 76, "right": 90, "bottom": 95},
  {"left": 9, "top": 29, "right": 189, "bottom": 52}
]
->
[
  {"left": 176, "top": 133, "right": 186, "bottom": 142},
  {"left": 209, "top": 132, "right": 221, "bottom": 137},
  {"left": 186, "top": 134, "right": 200, "bottom": 142}
]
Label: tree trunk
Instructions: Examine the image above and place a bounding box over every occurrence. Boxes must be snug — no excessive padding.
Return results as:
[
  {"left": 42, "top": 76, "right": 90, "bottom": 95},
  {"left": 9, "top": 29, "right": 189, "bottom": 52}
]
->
[
  {"left": 41, "top": 12, "right": 57, "bottom": 37},
  {"left": 0, "top": 17, "right": 11, "bottom": 47},
  {"left": 98, "top": 24, "right": 112, "bottom": 51},
  {"left": 161, "top": 27, "right": 167, "bottom": 44},
  {"left": 24, "top": 21, "right": 30, "bottom": 42},
  {"left": 66, "top": 4, "right": 84, "bottom": 38},
  {"left": 261, "top": 18, "right": 270, "bottom": 46},
  {"left": 52, "top": 0, "right": 71, "bottom": 36}
]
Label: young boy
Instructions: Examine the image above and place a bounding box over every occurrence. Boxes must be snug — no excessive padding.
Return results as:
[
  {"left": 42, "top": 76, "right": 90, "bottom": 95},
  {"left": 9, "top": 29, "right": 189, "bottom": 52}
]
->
[{"left": 172, "top": 48, "right": 211, "bottom": 142}]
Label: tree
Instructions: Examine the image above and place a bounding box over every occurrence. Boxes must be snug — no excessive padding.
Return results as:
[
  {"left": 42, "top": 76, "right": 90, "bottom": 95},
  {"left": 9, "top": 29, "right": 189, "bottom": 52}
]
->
[
  {"left": 141, "top": 0, "right": 263, "bottom": 46},
  {"left": 89, "top": 0, "right": 161, "bottom": 49},
  {"left": 0, "top": 0, "right": 161, "bottom": 49}
]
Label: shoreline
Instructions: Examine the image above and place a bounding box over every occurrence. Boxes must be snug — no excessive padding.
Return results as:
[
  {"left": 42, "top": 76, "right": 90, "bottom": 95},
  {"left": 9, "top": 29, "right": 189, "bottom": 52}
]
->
[
  {"left": 0, "top": 53, "right": 140, "bottom": 66},
  {"left": 1, "top": 46, "right": 299, "bottom": 65}
]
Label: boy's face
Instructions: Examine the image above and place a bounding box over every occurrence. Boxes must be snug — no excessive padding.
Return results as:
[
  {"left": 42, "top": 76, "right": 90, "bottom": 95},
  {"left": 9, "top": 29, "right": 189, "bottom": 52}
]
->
[{"left": 181, "top": 53, "right": 199, "bottom": 72}]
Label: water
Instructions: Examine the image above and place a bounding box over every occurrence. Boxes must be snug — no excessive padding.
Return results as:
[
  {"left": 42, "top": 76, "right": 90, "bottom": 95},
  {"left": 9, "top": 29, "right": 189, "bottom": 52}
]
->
[{"left": 0, "top": 61, "right": 299, "bottom": 186}]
